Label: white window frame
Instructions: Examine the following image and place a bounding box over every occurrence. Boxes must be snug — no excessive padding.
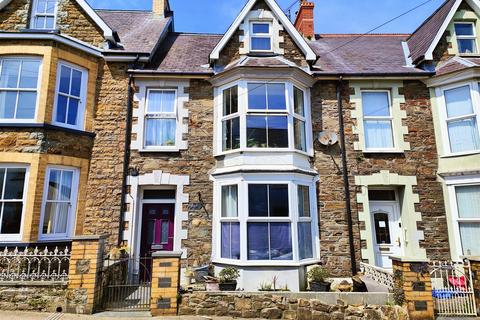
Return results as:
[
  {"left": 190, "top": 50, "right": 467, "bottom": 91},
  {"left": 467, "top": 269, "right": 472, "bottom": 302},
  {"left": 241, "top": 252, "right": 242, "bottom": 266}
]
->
[
  {"left": 361, "top": 90, "right": 397, "bottom": 152},
  {"left": 215, "top": 80, "right": 313, "bottom": 156},
  {"left": 436, "top": 81, "right": 480, "bottom": 157},
  {"left": 219, "top": 184, "right": 240, "bottom": 260},
  {"left": 454, "top": 22, "right": 478, "bottom": 55},
  {"left": 30, "top": 0, "right": 59, "bottom": 30},
  {"left": 250, "top": 22, "right": 273, "bottom": 53},
  {"left": 143, "top": 88, "right": 179, "bottom": 151},
  {"left": 446, "top": 175, "right": 480, "bottom": 260},
  {"left": 0, "top": 56, "right": 42, "bottom": 123},
  {"left": 212, "top": 174, "right": 320, "bottom": 267},
  {"left": 52, "top": 61, "right": 88, "bottom": 131},
  {"left": 0, "top": 164, "right": 29, "bottom": 242},
  {"left": 39, "top": 165, "right": 79, "bottom": 241}
]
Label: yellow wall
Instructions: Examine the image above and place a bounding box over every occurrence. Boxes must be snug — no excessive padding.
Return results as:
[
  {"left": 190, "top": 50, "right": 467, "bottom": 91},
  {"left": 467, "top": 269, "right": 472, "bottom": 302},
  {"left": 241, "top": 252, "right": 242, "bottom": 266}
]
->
[{"left": 0, "top": 43, "right": 99, "bottom": 132}]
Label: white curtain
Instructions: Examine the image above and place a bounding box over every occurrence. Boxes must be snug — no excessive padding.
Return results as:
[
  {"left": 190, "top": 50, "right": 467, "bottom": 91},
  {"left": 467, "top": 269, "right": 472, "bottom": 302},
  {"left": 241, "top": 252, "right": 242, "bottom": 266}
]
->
[
  {"left": 221, "top": 185, "right": 238, "bottom": 217},
  {"left": 459, "top": 223, "right": 480, "bottom": 256},
  {"left": 445, "top": 86, "right": 474, "bottom": 118},
  {"left": 448, "top": 118, "right": 480, "bottom": 153},
  {"left": 148, "top": 91, "right": 175, "bottom": 113},
  {"left": 456, "top": 185, "right": 480, "bottom": 219},
  {"left": 145, "top": 119, "right": 176, "bottom": 147},
  {"left": 364, "top": 120, "right": 394, "bottom": 149}
]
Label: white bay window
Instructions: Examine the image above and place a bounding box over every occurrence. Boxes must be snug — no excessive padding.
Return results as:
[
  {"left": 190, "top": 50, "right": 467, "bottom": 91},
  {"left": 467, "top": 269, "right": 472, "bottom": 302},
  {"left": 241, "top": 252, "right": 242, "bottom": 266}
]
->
[
  {"left": 217, "top": 81, "right": 311, "bottom": 155},
  {"left": 214, "top": 175, "right": 319, "bottom": 265}
]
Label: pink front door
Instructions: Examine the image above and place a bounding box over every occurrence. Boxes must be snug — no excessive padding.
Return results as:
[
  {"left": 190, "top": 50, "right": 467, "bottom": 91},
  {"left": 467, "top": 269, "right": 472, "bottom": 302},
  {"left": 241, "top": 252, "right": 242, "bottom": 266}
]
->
[{"left": 140, "top": 203, "right": 175, "bottom": 258}]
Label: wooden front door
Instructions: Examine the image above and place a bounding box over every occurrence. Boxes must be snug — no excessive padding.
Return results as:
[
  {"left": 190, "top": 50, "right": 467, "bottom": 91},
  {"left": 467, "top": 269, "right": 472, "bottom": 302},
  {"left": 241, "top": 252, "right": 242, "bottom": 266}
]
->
[{"left": 140, "top": 203, "right": 175, "bottom": 258}]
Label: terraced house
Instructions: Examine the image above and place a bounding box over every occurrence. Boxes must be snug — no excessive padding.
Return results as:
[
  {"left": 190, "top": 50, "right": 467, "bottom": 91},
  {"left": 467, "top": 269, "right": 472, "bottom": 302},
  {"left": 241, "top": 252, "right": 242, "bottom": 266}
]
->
[{"left": 0, "top": 0, "right": 479, "bottom": 316}]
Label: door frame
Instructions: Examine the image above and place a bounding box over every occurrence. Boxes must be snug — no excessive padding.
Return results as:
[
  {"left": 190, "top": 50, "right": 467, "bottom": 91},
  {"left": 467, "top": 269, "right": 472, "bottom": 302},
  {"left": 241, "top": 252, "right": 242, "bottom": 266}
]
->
[{"left": 368, "top": 188, "right": 404, "bottom": 268}]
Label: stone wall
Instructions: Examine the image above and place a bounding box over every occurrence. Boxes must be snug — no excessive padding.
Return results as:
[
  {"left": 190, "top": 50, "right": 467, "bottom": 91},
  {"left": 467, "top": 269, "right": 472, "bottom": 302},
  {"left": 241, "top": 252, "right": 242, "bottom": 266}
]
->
[
  {"left": 0, "top": 285, "right": 68, "bottom": 312},
  {"left": 0, "top": 0, "right": 28, "bottom": 31},
  {"left": 312, "top": 80, "right": 449, "bottom": 276},
  {"left": 179, "top": 292, "right": 408, "bottom": 320}
]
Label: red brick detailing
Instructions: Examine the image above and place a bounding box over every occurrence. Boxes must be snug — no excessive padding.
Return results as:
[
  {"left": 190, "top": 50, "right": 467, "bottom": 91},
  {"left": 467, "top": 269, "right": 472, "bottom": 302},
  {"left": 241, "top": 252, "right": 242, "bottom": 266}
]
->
[{"left": 294, "top": 1, "right": 315, "bottom": 39}]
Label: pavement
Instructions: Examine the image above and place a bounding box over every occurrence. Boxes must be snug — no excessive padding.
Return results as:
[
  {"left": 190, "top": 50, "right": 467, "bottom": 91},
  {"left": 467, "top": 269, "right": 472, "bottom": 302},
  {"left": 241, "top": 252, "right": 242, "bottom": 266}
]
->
[{"left": 0, "top": 311, "right": 250, "bottom": 320}]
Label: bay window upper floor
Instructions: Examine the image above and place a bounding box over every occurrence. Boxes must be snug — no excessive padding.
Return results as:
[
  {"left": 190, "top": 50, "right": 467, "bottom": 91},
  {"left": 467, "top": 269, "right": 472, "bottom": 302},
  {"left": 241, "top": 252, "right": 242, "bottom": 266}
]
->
[
  {"left": 214, "top": 80, "right": 313, "bottom": 157},
  {"left": 0, "top": 43, "right": 97, "bottom": 133}
]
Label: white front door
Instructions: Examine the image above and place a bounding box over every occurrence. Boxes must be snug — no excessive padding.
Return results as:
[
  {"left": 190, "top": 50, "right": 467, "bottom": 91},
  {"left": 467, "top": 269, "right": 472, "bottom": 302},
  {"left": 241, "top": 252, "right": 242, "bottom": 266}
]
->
[{"left": 370, "top": 202, "right": 402, "bottom": 269}]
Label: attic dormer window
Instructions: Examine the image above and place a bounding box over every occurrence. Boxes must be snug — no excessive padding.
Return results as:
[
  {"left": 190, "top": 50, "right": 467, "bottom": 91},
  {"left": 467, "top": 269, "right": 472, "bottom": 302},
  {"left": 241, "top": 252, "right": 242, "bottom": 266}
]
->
[
  {"left": 251, "top": 22, "right": 272, "bottom": 52},
  {"left": 31, "top": 0, "right": 58, "bottom": 30},
  {"left": 455, "top": 22, "right": 478, "bottom": 54}
]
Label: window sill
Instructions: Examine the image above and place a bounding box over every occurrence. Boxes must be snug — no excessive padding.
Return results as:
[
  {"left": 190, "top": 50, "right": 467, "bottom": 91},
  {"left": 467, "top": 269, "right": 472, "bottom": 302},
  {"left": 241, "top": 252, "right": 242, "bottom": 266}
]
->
[
  {"left": 0, "top": 236, "right": 23, "bottom": 243},
  {"left": 362, "top": 149, "right": 405, "bottom": 154},
  {"left": 212, "top": 258, "right": 321, "bottom": 267},
  {"left": 440, "top": 150, "right": 480, "bottom": 158},
  {"left": 0, "top": 123, "right": 95, "bottom": 137},
  {"left": 139, "top": 147, "right": 181, "bottom": 153}
]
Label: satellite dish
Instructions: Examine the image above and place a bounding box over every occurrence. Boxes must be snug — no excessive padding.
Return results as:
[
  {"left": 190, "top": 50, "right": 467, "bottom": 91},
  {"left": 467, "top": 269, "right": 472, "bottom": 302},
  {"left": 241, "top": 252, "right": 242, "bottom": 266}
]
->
[{"left": 318, "top": 131, "right": 339, "bottom": 146}]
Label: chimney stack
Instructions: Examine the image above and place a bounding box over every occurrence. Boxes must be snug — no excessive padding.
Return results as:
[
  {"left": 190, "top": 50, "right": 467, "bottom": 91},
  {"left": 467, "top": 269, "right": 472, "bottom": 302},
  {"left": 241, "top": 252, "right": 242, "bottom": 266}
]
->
[
  {"left": 152, "top": 0, "right": 170, "bottom": 16},
  {"left": 294, "top": 0, "right": 315, "bottom": 39}
]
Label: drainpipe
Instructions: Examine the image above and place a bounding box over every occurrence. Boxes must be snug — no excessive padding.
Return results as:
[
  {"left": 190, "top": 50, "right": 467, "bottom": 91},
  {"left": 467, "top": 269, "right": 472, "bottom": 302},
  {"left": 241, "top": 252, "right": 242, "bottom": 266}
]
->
[
  {"left": 118, "top": 55, "right": 140, "bottom": 246},
  {"left": 337, "top": 77, "right": 357, "bottom": 276}
]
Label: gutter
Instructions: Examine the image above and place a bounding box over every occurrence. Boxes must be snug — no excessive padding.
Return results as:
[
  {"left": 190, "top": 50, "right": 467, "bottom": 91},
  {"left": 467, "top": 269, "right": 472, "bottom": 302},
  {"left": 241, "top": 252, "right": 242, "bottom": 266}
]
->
[
  {"left": 337, "top": 76, "right": 357, "bottom": 276},
  {"left": 312, "top": 71, "right": 434, "bottom": 78},
  {"left": 118, "top": 55, "right": 141, "bottom": 246}
]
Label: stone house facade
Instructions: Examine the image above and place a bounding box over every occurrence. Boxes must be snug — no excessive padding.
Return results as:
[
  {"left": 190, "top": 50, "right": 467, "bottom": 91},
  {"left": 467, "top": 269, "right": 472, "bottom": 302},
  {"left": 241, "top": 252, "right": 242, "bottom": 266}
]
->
[{"left": 0, "top": 0, "right": 476, "bottom": 294}]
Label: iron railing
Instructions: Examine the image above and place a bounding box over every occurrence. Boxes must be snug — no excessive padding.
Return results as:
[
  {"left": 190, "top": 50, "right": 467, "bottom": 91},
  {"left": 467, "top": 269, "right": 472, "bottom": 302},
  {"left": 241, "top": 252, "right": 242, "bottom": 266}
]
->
[
  {"left": 0, "top": 246, "right": 70, "bottom": 283},
  {"left": 360, "top": 262, "right": 394, "bottom": 290},
  {"left": 430, "top": 260, "right": 477, "bottom": 316}
]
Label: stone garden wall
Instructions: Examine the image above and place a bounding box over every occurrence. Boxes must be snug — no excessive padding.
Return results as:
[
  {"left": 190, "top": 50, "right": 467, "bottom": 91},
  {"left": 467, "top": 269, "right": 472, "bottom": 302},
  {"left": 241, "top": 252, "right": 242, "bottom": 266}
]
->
[
  {"left": 0, "top": 285, "right": 68, "bottom": 313},
  {"left": 179, "top": 292, "right": 408, "bottom": 319}
]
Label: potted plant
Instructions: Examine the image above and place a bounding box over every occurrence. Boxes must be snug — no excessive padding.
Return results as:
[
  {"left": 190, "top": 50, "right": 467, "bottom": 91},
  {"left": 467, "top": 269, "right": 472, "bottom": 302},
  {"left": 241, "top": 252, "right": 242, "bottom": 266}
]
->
[
  {"left": 218, "top": 267, "right": 239, "bottom": 291},
  {"left": 308, "top": 266, "right": 332, "bottom": 292},
  {"left": 204, "top": 276, "right": 219, "bottom": 291}
]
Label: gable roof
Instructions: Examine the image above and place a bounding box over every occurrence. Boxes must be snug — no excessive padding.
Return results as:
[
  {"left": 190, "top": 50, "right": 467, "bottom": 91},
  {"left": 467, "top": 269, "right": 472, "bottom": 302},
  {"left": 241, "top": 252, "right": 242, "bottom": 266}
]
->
[
  {"left": 0, "top": 0, "right": 117, "bottom": 43},
  {"left": 96, "top": 10, "right": 171, "bottom": 54},
  {"left": 209, "top": 0, "right": 316, "bottom": 62},
  {"left": 407, "top": 0, "right": 480, "bottom": 64}
]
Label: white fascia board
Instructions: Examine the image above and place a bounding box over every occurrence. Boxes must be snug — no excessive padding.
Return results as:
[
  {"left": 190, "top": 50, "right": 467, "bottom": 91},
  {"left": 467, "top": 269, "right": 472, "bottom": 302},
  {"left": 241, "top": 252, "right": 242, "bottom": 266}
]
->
[
  {"left": 424, "top": 0, "right": 480, "bottom": 61},
  {"left": 210, "top": 0, "right": 317, "bottom": 62},
  {"left": 0, "top": 0, "right": 116, "bottom": 43},
  {"left": 0, "top": 33, "right": 103, "bottom": 57}
]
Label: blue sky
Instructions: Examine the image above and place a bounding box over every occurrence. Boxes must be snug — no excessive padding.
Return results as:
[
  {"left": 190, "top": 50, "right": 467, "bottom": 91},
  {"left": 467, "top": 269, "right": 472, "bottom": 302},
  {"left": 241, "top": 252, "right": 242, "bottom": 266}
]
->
[{"left": 87, "top": 0, "right": 446, "bottom": 35}]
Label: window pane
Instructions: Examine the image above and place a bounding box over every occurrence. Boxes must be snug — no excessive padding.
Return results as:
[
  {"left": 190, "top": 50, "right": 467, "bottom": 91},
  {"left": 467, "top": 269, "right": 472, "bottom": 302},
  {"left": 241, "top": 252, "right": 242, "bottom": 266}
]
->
[
  {"left": 0, "top": 60, "right": 20, "bottom": 88},
  {"left": 267, "top": 83, "right": 286, "bottom": 110},
  {"left": 36, "top": 0, "right": 47, "bottom": 13},
  {"left": 19, "top": 61, "right": 40, "bottom": 88},
  {"left": 458, "top": 39, "right": 477, "bottom": 54},
  {"left": 248, "top": 184, "right": 268, "bottom": 217},
  {"left": 248, "top": 223, "right": 269, "bottom": 260},
  {"left": 35, "top": 16, "right": 46, "bottom": 29},
  {"left": 368, "top": 190, "right": 396, "bottom": 201},
  {"left": 222, "top": 117, "right": 240, "bottom": 151},
  {"left": 294, "top": 118, "right": 307, "bottom": 151},
  {"left": 445, "top": 86, "right": 474, "bottom": 118},
  {"left": 298, "top": 185, "right": 310, "bottom": 217},
  {"left": 267, "top": 116, "right": 288, "bottom": 148},
  {"left": 223, "top": 86, "right": 238, "bottom": 116},
  {"left": 47, "top": 169, "right": 61, "bottom": 200},
  {"left": 221, "top": 222, "right": 240, "bottom": 260},
  {"left": 55, "top": 202, "right": 69, "bottom": 234},
  {"left": 270, "top": 223, "right": 292, "bottom": 260},
  {"left": 4, "top": 168, "right": 26, "bottom": 200},
  {"left": 247, "top": 116, "right": 267, "bottom": 148},
  {"left": 59, "top": 66, "right": 71, "bottom": 94},
  {"left": 143, "top": 189, "right": 176, "bottom": 200},
  {"left": 269, "top": 185, "right": 289, "bottom": 217},
  {"left": 374, "top": 212, "right": 391, "bottom": 244},
  {"left": 67, "top": 97, "right": 79, "bottom": 125},
  {"left": 456, "top": 185, "right": 480, "bottom": 219},
  {"left": 161, "top": 220, "right": 169, "bottom": 244},
  {"left": 362, "top": 92, "right": 390, "bottom": 117},
  {"left": 1, "top": 202, "right": 23, "bottom": 234},
  {"left": 0, "top": 91, "right": 18, "bottom": 119},
  {"left": 448, "top": 118, "right": 480, "bottom": 153},
  {"left": 46, "top": 0, "right": 56, "bottom": 13},
  {"left": 248, "top": 83, "right": 266, "bottom": 110},
  {"left": 252, "top": 23, "right": 269, "bottom": 34},
  {"left": 45, "top": 16, "right": 55, "bottom": 29},
  {"left": 459, "top": 223, "right": 480, "bottom": 256},
  {"left": 148, "top": 91, "right": 175, "bottom": 113},
  {"left": 70, "top": 69, "right": 82, "bottom": 97},
  {"left": 251, "top": 37, "right": 271, "bottom": 51},
  {"left": 55, "top": 95, "right": 68, "bottom": 124},
  {"left": 0, "top": 169, "right": 4, "bottom": 196},
  {"left": 145, "top": 119, "right": 176, "bottom": 147},
  {"left": 16, "top": 92, "right": 37, "bottom": 119},
  {"left": 455, "top": 23, "right": 475, "bottom": 36},
  {"left": 42, "top": 202, "right": 55, "bottom": 234},
  {"left": 60, "top": 170, "right": 73, "bottom": 201},
  {"left": 364, "top": 120, "right": 394, "bottom": 149},
  {"left": 222, "top": 185, "right": 238, "bottom": 217},
  {"left": 298, "top": 222, "right": 313, "bottom": 260},
  {"left": 294, "top": 87, "right": 305, "bottom": 116}
]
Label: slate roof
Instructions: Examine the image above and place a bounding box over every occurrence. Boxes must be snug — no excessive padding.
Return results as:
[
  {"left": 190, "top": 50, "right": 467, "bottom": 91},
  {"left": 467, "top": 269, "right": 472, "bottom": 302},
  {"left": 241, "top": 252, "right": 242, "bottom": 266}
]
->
[
  {"left": 407, "top": 0, "right": 457, "bottom": 64},
  {"left": 435, "top": 56, "right": 480, "bottom": 75},
  {"left": 309, "top": 34, "right": 429, "bottom": 76},
  {"left": 95, "top": 10, "right": 171, "bottom": 54},
  {"left": 142, "top": 33, "right": 222, "bottom": 74},
  {"left": 221, "top": 56, "right": 309, "bottom": 73}
]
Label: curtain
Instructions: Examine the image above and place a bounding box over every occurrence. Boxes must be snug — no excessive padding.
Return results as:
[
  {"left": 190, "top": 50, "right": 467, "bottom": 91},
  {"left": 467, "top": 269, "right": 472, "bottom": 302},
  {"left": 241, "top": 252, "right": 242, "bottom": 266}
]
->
[
  {"left": 247, "top": 223, "right": 269, "bottom": 260},
  {"left": 145, "top": 119, "right": 176, "bottom": 147},
  {"left": 294, "top": 118, "right": 306, "bottom": 151},
  {"left": 221, "top": 222, "right": 240, "bottom": 260},
  {"left": 362, "top": 92, "right": 390, "bottom": 117},
  {"left": 456, "top": 185, "right": 480, "bottom": 219},
  {"left": 364, "top": 120, "right": 394, "bottom": 149},
  {"left": 298, "top": 222, "right": 313, "bottom": 260},
  {"left": 221, "top": 185, "right": 238, "bottom": 217},
  {"left": 297, "top": 185, "right": 310, "bottom": 217},
  {"left": 459, "top": 223, "right": 480, "bottom": 256},
  {"left": 445, "top": 86, "right": 473, "bottom": 118},
  {"left": 448, "top": 118, "right": 480, "bottom": 153},
  {"left": 270, "top": 223, "right": 292, "bottom": 260}
]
